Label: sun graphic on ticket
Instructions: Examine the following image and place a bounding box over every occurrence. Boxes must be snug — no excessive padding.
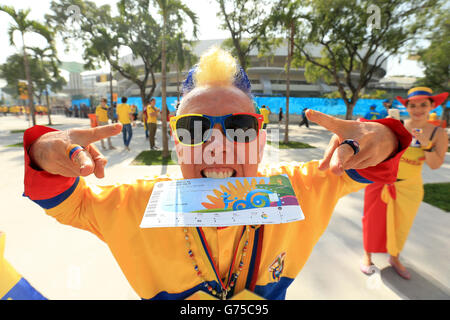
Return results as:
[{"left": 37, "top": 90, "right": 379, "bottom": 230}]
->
[{"left": 140, "top": 175, "right": 304, "bottom": 228}]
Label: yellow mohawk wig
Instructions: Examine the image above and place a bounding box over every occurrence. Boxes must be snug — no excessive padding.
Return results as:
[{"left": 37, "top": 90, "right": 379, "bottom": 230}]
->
[
  {"left": 181, "top": 46, "right": 253, "bottom": 99},
  {"left": 194, "top": 46, "right": 238, "bottom": 87}
]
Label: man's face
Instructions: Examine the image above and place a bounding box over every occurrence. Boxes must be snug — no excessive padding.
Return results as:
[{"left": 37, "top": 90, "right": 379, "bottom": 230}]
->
[
  {"left": 175, "top": 86, "right": 266, "bottom": 179},
  {"left": 151, "top": 100, "right": 156, "bottom": 107}
]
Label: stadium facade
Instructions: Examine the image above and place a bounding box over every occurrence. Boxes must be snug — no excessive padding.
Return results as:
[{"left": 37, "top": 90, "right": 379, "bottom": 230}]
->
[{"left": 114, "top": 39, "right": 389, "bottom": 98}]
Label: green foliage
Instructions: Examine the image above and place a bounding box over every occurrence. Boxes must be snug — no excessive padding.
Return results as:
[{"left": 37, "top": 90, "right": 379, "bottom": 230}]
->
[
  {"left": 284, "top": 0, "right": 439, "bottom": 119},
  {"left": 216, "top": 0, "right": 273, "bottom": 70},
  {"left": 324, "top": 89, "right": 387, "bottom": 99},
  {"left": 414, "top": 8, "right": 450, "bottom": 93},
  {"left": 47, "top": 0, "right": 163, "bottom": 104},
  {"left": 0, "top": 50, "right": 65, "bottom": 103},
  {"left": 423, "top": 183, "right": 450, "bottom": 212},
  {"left": 361, "top": 90, "right": 388, "bottom": 99},
  {"left": 0, "top": 4, "right": 56, "bottom": 125}
]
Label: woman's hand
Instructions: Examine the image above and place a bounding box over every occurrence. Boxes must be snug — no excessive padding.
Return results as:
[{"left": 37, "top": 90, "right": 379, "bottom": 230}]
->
[
  {"left": 29, "top": 123, "right": 122, "bottom": 178},
  {"left": 411, "top": 128, "right": 431, "bottom": 147},
  {"left": 306, "top": 110, "right": 398, "bottom": 175}
]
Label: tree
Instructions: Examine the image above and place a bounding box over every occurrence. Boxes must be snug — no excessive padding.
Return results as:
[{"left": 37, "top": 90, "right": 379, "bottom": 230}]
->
[
  {"left": 153, "top": 0, "right": 198, "bottom": 158},
  {"left": 0, "top": 5, "right": 54, "bottom": 126},
  {"left": 290, "top": 0, "right": 438, "bottom": 119},
  {"left": 47, "top": 0, "right": 163, "bottom": 111},
  {"left": 167, "top": 33, "right": 197, "bottom": 101},
  {"left": 261, "top": 0, "right": 303, "bottom": 143},
  {"left": 216, "top": 0, "right": 272, "bottom": 71},
  {"left": 414, "top": 9, "right": 449, "bottom": 94},
  {"left": 29, "top": 46, "right": 66, "bottom": 125}
]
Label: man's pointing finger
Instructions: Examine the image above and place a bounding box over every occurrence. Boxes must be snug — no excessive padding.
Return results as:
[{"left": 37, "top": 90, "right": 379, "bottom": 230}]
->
[
  {"left": 70, "top": 123, "right": 122, "bottom": 146},
  {"left": 305, "top": 109, "right": 352, "bottom": 137}
]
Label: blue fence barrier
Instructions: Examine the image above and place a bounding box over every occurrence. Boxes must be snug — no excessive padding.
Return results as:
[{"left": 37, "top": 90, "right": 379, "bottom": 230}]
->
[
  {"left": 71, "top": 98, "right": 91, "bottom": 108},
  {"left": 71, "top": 97, "right": 443, "bottom": 116}
]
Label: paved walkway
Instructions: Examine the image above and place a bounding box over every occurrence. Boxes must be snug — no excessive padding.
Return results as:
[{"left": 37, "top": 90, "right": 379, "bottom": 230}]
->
[{"left": 0, "top": 114, "right": 448, "bottom": 300}]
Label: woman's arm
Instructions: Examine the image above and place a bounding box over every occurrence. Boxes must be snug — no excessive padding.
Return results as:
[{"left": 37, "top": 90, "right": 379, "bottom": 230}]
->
[{"left": 424, "top": 127, "right": 448, "bottom": 169}]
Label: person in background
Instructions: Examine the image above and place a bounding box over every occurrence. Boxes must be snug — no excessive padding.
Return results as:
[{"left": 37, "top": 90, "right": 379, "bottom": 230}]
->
[
  {"left": 380, "top": 99, "right": 394, "bottom": 119},
  {"left": 278, "top": 108, "right": 283, "bottom": 124},
  {"left": 111, "top": 102, "right": 118, "bottom": 123},
  {"left": 146, "top": 98, "right": 160, "bottom": 150},
  {"left": 143, "top": 102, "right": 149, "bottom": 139},
  {"left": 299, "top": 108, "right": 310, "bottom": 128},
  {"left": 259, "top": 105, "right": 271, "bottom": 129},
  {"left": 360, "top": 87, "right": 448, "bottom": 280},
  {"left": 130, "top": 104, "right": 138, "bottom": 122},
  {"left": 95, "top": 98, "right": 116, "bottom": 150},
  {"left": 117, "top": 97, "right": 133, "bottom": 151},
  {"left": 364, "top": 105, "right": 381, "bottom": 120}
]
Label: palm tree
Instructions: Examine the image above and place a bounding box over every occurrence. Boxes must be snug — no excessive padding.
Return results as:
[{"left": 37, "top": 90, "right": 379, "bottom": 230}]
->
[
  {"left": 153, "top": 0, "right": 198, "bottom": 158},
  {"left": 29, "top": 45, "right": 63, "bottom": 125},
  {"left": 264, "top": 0, "right": 302, "bottom": 144},
  {"left": 0, "top": 5, "right": 54, "bottom": 126}
]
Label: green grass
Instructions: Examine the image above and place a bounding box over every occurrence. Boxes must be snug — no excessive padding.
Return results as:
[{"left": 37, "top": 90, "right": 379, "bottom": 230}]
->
[
  {"left": 267, "top": 140, "right": 315, "bottom": 149},
  {"left": 6, "top": 142, "right": 23, "bottom": 147},
  {"left": 423, "top": 183, "right": 450, "bottom": 212},
  {"left": 131, "top": 150, "right": 177, "bottom": 166},
  {"left": 10, "top": 129, "right": 26, "bottom": 134}
]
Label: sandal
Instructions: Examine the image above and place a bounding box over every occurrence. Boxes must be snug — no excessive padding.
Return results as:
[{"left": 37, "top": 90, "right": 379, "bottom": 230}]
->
[
  {"left": 360, "top": 261, "right": 377, "bottom": 275},
  {"left": 388, "top": 256, "right": 411, "bottom": 280}
]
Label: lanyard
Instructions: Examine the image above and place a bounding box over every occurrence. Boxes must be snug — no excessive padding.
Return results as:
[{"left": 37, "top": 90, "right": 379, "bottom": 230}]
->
[{"left": 196, "top": 226, "right": 248, "bottom": 299}]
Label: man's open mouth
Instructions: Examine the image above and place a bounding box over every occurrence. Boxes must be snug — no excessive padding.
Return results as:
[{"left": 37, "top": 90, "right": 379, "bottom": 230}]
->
[{"left": 201, "top": 168, "right": 237, "bottom": 178}]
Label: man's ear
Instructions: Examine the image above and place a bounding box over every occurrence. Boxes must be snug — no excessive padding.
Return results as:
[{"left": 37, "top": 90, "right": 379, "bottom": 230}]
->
[
  {"left": 258, "top": 130, "right": 267, "bottom": 163},
  {"left": 173, "top": 140, "right": 183, "bottom": 164}
]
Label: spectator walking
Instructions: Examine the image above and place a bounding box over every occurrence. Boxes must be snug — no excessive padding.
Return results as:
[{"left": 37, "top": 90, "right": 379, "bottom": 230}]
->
[
  {"left": 259, "top": 105, "right": 271, "bottom": 129},
  {"left": 95, "top": 98, "right": 116, "bottom": 150},
  {"left": 117, "top": 97, "right": 133, "bottom": 151},
  {"left": 299, "top": 108, "right": 310, "bottom": 128},
  {"left": 146, "top": 98, "right": 160, "bottom": 150}
]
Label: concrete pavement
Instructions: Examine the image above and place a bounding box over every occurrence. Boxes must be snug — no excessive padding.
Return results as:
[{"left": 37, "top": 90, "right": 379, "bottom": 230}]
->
[{"left": 0, "top": 114, "right": 448, "bottom": 300}]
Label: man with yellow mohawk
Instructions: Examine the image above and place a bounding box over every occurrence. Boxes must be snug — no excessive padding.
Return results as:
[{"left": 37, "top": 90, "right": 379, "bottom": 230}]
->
[{"left": 21, "top": 47, "right": 410, "bottom": 300}]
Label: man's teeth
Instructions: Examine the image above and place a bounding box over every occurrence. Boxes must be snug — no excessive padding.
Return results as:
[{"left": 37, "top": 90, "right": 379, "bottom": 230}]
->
[{"left": 203, "top": 170, "right": 234, "bottom": 178}]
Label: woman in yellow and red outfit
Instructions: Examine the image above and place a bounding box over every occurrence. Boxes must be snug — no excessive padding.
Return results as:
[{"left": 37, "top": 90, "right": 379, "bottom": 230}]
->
[{"left": 361, "top": 87, "right": 448, "bottom": 279}]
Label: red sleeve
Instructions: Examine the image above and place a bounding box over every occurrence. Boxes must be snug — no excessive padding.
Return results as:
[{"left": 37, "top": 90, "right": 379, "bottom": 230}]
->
[
  {"left": 346, "top": 118, "right": 411, "bottom": 184},
  {"left": 23, "top": 125, "right": 77, "bottom": 202}
]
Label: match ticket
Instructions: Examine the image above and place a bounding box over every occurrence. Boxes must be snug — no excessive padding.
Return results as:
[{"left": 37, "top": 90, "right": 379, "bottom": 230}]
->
[{"left": 140, "top": 174, "right": 304, "bottom": 228}]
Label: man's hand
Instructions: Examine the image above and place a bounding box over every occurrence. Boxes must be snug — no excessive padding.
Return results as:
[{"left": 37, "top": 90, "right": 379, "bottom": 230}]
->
[
  {"left": 306, "top": 110, "right": 398, "bottom": 175},
  {"left": 29, "top": 124, "right": 122, "bottom": 178}
]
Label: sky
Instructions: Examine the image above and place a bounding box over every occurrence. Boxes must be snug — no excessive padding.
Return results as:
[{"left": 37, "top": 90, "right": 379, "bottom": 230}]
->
[{"left": 0, "top": 0, "right": 425, "bottom": 79}]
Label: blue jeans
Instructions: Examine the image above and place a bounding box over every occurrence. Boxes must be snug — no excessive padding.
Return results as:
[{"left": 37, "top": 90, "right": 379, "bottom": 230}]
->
[{"left": 122, "top": 123, "right": 133, "bottom": 147}]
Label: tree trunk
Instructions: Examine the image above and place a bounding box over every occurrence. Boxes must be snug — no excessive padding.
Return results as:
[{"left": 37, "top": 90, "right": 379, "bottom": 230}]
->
[
  {"left": 109, "top": 68, "right": 114, "bottom": 107},
  {"left": 176, "top": 61, "right": 180, "bottom": 102},
  {"left": 283, "top": 22, "right": 295, "bottom": 144},
  {"left": 345, "top": 100, "right": 356, "bottom": 120},
  {"left": 46, "top": 89, "right": 52, "bottom": 125},
  {"left": 161, "top": 12, "right": 169, "bottom": 158},
  {"left": 22, "top": 34, "right": 36, "bottom": 126}
]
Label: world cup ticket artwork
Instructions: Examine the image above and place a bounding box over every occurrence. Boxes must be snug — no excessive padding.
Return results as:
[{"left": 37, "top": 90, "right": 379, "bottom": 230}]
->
[{"left": 140, "top": 174, "right": 304, "bottom": 228}]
